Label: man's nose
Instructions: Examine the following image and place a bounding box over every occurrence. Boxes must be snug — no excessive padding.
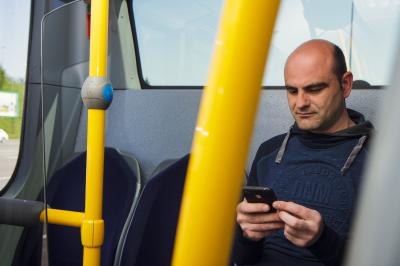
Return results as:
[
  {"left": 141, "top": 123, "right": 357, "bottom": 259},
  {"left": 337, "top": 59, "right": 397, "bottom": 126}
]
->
[{"left": 296, "top": 91, "right": 310, "bottom": 108}]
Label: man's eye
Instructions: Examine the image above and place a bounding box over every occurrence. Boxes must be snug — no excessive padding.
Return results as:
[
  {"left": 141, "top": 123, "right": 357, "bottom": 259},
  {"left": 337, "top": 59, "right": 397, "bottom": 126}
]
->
[
  {"left": 308, "top": 85, "right": 326, "bottom": 92},
  {"left": 286, "top": 88, "right": 297, "bottom": 94}
]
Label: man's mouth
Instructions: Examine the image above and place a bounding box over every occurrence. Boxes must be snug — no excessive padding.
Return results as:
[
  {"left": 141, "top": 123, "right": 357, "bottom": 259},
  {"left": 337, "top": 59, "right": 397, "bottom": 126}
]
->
[{"left": 296, "top": 112, "right": 315, "bottom": 118}]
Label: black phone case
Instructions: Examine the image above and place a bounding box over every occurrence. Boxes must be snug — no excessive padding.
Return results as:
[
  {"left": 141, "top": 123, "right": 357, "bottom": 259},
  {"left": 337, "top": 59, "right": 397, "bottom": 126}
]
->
[{"left": 243, "top": 186, "right": 277, "bottom": 211}]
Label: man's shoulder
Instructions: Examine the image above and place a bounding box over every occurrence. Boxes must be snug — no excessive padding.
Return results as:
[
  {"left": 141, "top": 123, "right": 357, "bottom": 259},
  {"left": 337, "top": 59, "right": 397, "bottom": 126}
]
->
[
  {"left": 255, "top": 133, "right": 287, "bottom": 160},
  {"left": 248, "top": 133, "right": 288, "bottom": 184}
]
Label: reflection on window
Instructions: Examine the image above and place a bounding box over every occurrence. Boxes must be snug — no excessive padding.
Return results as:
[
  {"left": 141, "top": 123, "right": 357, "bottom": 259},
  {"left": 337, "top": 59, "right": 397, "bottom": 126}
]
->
[
  {"left": 133, "top": 0, "right": 400, "bottom": 86},
  {"left": 265, "top": 0, "right": 353, "bottom": 85},
  {"left": 0, "top": 1, "right": 30, "bottom": 190}
]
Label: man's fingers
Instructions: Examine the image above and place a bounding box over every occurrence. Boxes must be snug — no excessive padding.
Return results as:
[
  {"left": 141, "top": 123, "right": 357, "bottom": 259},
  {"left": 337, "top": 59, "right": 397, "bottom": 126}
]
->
[
  {"left": 243, "top": 230, "right": 265, "bottom": 241},
  {"left": 243, "top": 229, "right": 281, "bottom": 241},
  {"left": 238, "top": 200, "right": 271, "bottom": 214},
  {"left": 273, "top": 201, "right": 313, "bottom": 219},
  {"left": 278, "top": 210, "right": 308, "bottom": 230},
  {"left": 283, "top": 228, "right": 299, "bottom": 244},
  {"left": 283, "top": 225, "right": 316, "bottom": 247},
  {"left": 284, "top": 224, "right": 306, "bottom": 238},
  {"left": 241, "top": 222, "right": 284, "bottom": 232},
  {"left": 237, "top": 211, "right": 282, "bottom": 224},
  {"left": 242, "top": 227, "right": 283, "bottom": 241}
]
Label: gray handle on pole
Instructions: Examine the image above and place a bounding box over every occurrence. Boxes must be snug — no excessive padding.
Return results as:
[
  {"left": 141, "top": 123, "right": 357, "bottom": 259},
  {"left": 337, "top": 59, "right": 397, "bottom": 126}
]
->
[{"left": 0, "top": 198, "right": 44, "bottom": 227}]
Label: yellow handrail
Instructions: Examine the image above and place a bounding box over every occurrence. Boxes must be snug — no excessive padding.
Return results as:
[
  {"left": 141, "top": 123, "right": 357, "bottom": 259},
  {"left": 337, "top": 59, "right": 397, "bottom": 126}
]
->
[
  {"left": 172, "top": 1, "right": 280, "bottom": 265},
  {"left": 40, "top": 208, "right": 84, "bottom": 228},
  {"left": 89, "top": 0, "right": 108, "bottom": 77},
  {"left": 82, "top": 0, "right": 110, "bottom": 265}
]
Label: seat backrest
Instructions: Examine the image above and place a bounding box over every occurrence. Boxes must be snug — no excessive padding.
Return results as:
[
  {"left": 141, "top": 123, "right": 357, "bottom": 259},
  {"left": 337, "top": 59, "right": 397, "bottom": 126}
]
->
[
  {"left": 47, "top": 147, "right": 140, "bottom": 266},
  {"left": 12, "top": 147, "right": 140, "bottom": 266},
  {"left": 116, "top": 154, "right": 189, "bottom": 266}
]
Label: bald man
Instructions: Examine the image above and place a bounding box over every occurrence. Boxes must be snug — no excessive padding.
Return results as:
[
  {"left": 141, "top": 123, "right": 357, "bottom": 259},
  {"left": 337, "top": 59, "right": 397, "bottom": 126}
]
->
[{"left": 233, "top": 40, "right": 374, "bottom": 265}]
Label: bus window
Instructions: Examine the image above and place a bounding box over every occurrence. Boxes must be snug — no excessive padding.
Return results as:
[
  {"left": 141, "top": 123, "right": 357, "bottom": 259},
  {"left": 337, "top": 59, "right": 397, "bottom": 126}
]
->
[
  {"left": 0, "top": 1, "right": 31, "bottom": 191},
  {"left": 132, "top": 0, "right": 224, "bottom": 86},
  {"left": 132, "top": 0, "right": 400, "bottom": 87}
]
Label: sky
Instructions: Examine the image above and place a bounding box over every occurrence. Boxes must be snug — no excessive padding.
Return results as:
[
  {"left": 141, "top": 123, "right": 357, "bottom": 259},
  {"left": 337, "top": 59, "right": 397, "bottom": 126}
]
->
[{"left": 0, "top": 0, "right": 31, "bottom": 80}]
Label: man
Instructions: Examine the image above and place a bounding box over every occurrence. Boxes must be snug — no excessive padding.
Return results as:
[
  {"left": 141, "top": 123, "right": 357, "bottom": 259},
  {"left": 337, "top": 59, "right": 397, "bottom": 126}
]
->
[{"left": 233, "top": 39, "right": 374, "bottom": 265}]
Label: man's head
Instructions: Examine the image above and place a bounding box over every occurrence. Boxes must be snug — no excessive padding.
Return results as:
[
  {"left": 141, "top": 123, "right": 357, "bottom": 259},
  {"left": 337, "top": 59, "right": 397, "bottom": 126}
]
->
[{"left": 284, "top": 39, "right": 353, "bottom": 133}]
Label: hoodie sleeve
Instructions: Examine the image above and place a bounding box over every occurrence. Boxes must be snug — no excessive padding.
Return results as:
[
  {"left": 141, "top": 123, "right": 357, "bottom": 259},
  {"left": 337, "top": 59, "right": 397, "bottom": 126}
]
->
[
  {"left": 232, "top": 226, "right": 264, "bottom": 265},
  {"left": 308, "top": 224, "right": 347, "bottom": 265}
]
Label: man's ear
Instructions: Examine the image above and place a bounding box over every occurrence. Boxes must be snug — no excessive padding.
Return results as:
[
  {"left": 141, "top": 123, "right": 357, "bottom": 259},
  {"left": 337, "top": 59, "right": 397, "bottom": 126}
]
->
[{"left": 341, "top": 71, "right": 353, "bottom": 98}]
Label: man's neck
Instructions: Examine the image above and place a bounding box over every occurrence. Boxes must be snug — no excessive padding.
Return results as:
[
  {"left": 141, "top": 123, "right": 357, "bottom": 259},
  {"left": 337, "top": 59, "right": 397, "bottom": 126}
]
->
[{"left": 313, "top": 109, "right": 355, "bottom": 134}]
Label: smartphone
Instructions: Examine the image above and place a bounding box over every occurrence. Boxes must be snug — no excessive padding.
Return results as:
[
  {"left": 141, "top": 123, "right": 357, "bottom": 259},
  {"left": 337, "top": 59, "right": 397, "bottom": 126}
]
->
[{"left": 243, "top": 186, "right": 277, "bottom": 212}]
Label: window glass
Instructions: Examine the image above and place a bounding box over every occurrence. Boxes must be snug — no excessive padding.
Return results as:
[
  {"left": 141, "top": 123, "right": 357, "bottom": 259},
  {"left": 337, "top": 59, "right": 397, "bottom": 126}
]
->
[
  {"left": 351, "top": 0, "right": 400, "bottom": 85},
  {"left": 0, "top": 0, "right": 30, "bottom": 190},
  {"left": 133, "top": 0, "right": 223, "bottom": 86},
  {"left": 264, "top": 0, "right": 353, "bottom": 85},
  {"left": 133, "top": 0, "right": 400, "bottom": 86}
]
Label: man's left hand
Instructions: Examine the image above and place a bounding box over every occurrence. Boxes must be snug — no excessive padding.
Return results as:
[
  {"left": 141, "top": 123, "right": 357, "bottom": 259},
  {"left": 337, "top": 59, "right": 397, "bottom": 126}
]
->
[{"left": 272, "top": 201, "right": 324, "bottom": 247}]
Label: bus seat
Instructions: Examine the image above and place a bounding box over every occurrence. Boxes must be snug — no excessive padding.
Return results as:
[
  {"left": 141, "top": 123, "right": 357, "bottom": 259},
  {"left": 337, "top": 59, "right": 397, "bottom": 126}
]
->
[
  {"left": 114, "top": 154, "right": 189, "bottom": 266},
  {"left": 12, "top": 147, "right": 141, "bottom": 266},
  {"left": 149, "top": 158, "right": 181, "bottom": 177}
]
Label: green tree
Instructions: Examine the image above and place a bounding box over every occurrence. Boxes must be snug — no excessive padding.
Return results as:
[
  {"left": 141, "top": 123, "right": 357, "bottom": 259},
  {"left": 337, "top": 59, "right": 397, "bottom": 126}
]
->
[{"left": 0, "top": 65, "right": 5, "bottom": 87}]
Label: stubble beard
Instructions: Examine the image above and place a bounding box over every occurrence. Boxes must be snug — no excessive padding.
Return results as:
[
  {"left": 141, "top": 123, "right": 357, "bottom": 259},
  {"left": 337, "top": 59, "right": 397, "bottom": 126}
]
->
[{"left": 295, "top": 103, "right": 345, "bottom": 133}]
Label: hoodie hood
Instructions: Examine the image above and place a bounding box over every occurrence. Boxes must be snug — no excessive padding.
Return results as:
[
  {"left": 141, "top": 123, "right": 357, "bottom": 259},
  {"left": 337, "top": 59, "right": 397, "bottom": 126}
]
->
[
  {"left": 274, "top": 109, "right": 374, "bottom": 174},
  {"left": 290, "top": 108, "right": 374, "bottom": 149}
]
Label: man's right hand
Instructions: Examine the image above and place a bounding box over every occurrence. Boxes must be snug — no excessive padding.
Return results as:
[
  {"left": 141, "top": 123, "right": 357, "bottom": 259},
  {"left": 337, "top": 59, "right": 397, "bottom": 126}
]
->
[{"left": 236, "top": 199, "right": 284, "bottom": 241}]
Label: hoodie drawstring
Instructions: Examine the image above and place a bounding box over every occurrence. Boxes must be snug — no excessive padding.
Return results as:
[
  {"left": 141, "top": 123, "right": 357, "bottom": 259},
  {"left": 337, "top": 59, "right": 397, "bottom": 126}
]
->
[
  {"left": 340, "top": 135, "right": 368, "bottom": 175},
  {"left": 275, "top": 129, "right": 368, "bottom": 175},
  {"left": 275, "top": 129, "right": 291, "bottom": 164}
]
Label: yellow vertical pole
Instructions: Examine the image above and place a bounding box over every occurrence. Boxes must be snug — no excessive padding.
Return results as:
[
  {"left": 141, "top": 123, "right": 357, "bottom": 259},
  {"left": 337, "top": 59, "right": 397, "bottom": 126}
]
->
[
  {"left": 82, "top": 110, "right": 105, "bottom": 266},
  {"left": 81, "top": 0, "right": 110, "bottom": 265},
  {"left": 172, "top": 1, "right": 280, "bottom": 265},
  {"left": 89, "top": 0, "right": 108, "bottom": 78}
]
